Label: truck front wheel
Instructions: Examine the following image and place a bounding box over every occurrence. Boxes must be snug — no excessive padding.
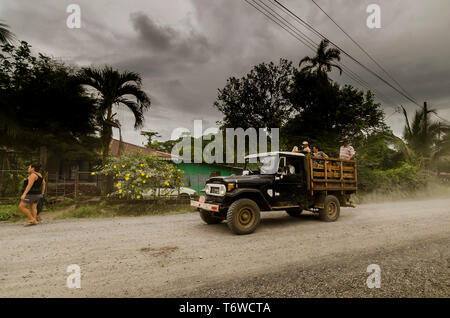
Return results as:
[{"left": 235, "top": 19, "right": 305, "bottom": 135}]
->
[
  {"left": 319, "top": 195, "right": 340, "bottom": 222},
  {"left": 199, "top": 209, "right": 223, "bottom": 224},
  {"left": 227, "top": 199, "right": 261, "bottom": 235}
]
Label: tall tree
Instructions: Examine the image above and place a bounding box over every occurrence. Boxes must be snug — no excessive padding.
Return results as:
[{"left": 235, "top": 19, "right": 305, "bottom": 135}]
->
[
  {"left": 398, "top": 105, "right": 450, "bottom": 168},
  {"left": 214, "top": 58, "right": 294, "bottom": 130},
  {"left": 0, "top": 41, "right": 100, "bottom": 168},
  {"left": 0, "top": 20, "right": 15, "bottom": 44},
  {"left": 284, "top": 70, "right": 386, "bottom": 154},
  {"left": 79, "top": 66, "right": 151, "bottom": 163},
  {"left": 141, "top": 131, "right": 161, "bottom": 148},
  {"left": 402, "top": 105, "right": 440, "bottom": 158},
  {"left": 299, "top": 39, "right": 342, "bottom": 76}
]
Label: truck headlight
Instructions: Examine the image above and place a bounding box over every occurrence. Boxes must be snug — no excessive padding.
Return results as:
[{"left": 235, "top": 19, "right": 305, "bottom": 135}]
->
[{"left": 205, "top": 183, "right": 226, "bottom": 196}]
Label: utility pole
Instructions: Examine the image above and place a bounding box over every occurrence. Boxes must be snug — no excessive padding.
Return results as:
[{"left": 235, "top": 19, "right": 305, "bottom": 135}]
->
[
  {"left": 422, "top": 101, "right": 429, "bottom": 166},
  {"left": 437, "top": 121, "right": 441, "bottom": 176},
  {"left": 423, "top": 101, "right": 428, "bottom": 151}
]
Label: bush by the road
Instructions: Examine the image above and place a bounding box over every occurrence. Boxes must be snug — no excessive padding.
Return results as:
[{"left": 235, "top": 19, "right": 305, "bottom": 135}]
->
[
  {"left": 358, "top": 163, "right": 426, "bottom": 194},
  {"left": 0, "top": 204, "right": 22, "bottom": 221},
  {"left": 94, "top": 151, "right": 184, "bottom": 200}
]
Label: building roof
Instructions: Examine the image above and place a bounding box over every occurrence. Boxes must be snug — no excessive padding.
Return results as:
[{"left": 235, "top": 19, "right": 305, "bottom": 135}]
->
[
  {"left": 109, "top": 139, "right": 174, "bottom": 160},
  {"left": 245, "top": 151, "right": 305, "bottom": 159}
]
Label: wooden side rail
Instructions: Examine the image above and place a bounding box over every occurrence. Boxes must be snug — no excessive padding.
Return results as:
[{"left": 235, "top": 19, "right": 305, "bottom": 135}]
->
[{"left": 307, "top": 155, "right": 357, "bottom": 193}]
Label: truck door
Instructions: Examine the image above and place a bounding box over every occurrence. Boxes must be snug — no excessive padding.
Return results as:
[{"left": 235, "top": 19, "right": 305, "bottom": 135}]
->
[{"left": 273, "top": 156, "right": 308, "bottom": 207}]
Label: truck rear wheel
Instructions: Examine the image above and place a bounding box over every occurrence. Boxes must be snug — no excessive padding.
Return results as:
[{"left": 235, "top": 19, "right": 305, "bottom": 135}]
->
[
  {"left": 286, "top": 208, "right": 303, "bottom": 217},
  {"left": 319, "top": 195, "right": 340, "bottom": 222},
  {"left": 227, "top": 198, "right": 261, "bottom": 235},
  {"left": 199, "top": 209, "right": 223, "bottom": 224}
]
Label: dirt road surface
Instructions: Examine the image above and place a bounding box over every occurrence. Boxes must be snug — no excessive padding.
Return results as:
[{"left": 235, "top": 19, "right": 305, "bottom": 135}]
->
[{"left": 1, "top": 198, "right": 449, "bottom": 297}]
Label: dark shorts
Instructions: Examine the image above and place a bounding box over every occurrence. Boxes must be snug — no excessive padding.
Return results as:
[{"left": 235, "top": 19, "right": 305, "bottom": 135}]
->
[{"left": 22, "top": 194, "right": 42, "bottom": 204}]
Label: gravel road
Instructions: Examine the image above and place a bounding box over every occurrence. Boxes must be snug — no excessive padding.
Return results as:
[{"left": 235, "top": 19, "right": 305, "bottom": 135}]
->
[{"left": 1, "top": 198, "right": 449, "bottom": 297}]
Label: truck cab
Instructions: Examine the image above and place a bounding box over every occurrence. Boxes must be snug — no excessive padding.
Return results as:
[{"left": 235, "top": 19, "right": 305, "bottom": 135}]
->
[{"left": 191, "top": 151, "right": 357, "bottom": 235}]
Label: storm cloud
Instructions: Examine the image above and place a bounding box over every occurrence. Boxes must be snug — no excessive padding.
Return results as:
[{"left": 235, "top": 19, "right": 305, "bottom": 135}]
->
[{"left": 1, "top": 0, "right": 449, "bottom": 146}]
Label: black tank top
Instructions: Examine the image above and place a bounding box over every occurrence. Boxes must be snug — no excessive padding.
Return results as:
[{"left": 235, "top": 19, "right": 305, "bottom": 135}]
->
[{"left": 23, "top": 173, "right": 43, "bottom": 195}]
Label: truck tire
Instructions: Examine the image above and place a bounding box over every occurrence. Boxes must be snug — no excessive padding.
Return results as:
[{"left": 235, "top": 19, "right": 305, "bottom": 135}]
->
[
  {"left": 199, "top": 209, "right": 223, "bottom": 224},
  {"left": 226, "top": 198, "right": 261, "bottom": 235},
  {"left": 319, "top": 195, "right": 340, "bottom": 222},
  {"left": 286, "top": 208, "right": 303, "bottom": 217}
]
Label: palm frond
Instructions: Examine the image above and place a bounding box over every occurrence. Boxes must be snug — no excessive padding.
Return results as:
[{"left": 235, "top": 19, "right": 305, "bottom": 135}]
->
[
  {"left": 116, "top": 83, "right": 151, "bottom": 107},
  {"left": 0, "top": 21, "right": 15, "bottom": 44},
  {"left": 299, "top": 56, "right": 313, "bottom": 67},
  {"left": 117, "top": 98, "right": 145, "bottom": 128},
  {"left": 329, "top": 63, "right": 343, "bottom": 75},
  {"left": 388, "top": 134, "right": 418, "bottom": 165}
]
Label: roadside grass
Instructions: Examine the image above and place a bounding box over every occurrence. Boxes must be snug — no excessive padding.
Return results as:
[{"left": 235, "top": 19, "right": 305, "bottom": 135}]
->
[
  {"left": 53, "top": 201, "right": 196, "bottom": 220},
  {"left": 0, "top": 204, "right": 24, "bottom": 221},
  {"left": 0, "top": 198, "right": 79, "bottom": 222},
  {"left": 0, "top": 198, "right": 196, "bottom": 222}
]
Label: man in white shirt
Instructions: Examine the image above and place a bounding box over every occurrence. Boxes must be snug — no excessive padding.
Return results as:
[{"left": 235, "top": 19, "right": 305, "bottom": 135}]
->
[
  {"left": 339, "top": 138, "right": 355, "bottom": 160},
  {"left": 292, "top": 141, "right": 311, "bottom": 154}
]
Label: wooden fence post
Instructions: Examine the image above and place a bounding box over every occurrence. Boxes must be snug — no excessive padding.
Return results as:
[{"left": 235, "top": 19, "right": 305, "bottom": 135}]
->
[{"left": 74, "top": 170, "right": 79, "bottom": 199}]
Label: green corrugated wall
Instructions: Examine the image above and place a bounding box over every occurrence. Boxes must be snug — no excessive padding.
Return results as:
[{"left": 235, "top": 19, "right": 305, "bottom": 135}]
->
[{"left": 175, "top": 163, "right": 242, "bottom": 193}]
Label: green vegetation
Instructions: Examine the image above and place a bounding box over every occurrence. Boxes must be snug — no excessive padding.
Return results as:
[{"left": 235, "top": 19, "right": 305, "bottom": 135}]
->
[
  {"left": 0, "top": 169, "right": 28, "bottom": 198},
  {"left": 0, "top": 198, "right": 76, "bottom": 221},
  {"left": 212, "top": 39, "right": 450, "bottom": 197},
  {"left": 0, "top": 198, "right": 194, "bottom": 222},
  {"left": 141, "top": 130, "right": 181, "bottom": 153},
  {"left": 0, "top": 204, "right": 22, "bottom": 221},
  {"left": 54, "top": 201, "right": 195, "bottom": 220},
  {"left": 95, "top": 151, "right": 184, "bottom": 200},
  {"left": 0, "top": 20, "right": 449, "bottom": 211},
  {"left": 0, "top": 41, "right": 101, "bottom": 170},
  {"left": 78, "top": 66, "right": 151, "bottom": 164}
]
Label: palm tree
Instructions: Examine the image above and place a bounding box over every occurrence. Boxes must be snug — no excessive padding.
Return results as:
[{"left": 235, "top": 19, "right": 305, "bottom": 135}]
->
[
  {"left": 299, "top": 39, "right": 342, "bottom": 75},
  {"left": 0, "top": 20, "right": 15, "bottom": 44},
  {"left": 79, "top": 66, "right": 151, "bottom": 164},
  {"left": 401, "top": 105, "right": 441, "bottom": 159},
  {"left": 390, "top": 105, "right": 450, "bottom": 169}
]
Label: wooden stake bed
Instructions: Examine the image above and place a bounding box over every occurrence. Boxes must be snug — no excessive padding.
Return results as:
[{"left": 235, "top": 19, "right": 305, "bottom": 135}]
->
[{"left": 306, "top": 155, "right": 358, "bottom": 194}]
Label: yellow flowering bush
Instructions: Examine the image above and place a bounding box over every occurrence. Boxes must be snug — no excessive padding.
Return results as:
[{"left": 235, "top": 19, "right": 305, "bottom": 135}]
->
[{"left": 96, "top": 151, "right": 184, "bottom": 200}]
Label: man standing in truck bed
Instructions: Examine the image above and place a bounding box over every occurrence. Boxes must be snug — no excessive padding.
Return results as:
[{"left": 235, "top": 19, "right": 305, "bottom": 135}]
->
[{"left": 339, "top": 138, "right": 355, "bottom": 160}]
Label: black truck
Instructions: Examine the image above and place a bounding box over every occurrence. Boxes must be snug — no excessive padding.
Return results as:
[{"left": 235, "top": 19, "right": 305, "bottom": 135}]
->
[{"left": 191, "top": 151, "right": 357, "bottom": 235}]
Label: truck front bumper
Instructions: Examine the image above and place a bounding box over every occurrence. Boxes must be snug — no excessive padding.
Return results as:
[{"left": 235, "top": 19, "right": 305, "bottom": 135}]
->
[{"left": 190, "top": 200, "right": 220, "bottom": 212}]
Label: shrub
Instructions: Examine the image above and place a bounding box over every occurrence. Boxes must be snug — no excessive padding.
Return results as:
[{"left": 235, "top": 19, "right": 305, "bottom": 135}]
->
[
  {"left": 0, "top": 204, "right": 21, "bottom": 221},
  {"left": 0, "top": 170, "right": 28, "bottom": 197},
  {"left": 93, "top": 151, "right": 184, "bottom": 200},
  {"left": 358, "top": 163, "right": 425, "bottom": 194}
]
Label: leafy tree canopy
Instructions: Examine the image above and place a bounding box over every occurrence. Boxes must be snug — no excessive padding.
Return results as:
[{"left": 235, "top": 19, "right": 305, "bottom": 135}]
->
[
  {"left": 214, "top": 58, "right": 294, "bottom": 130},
  {"left": 0, "top": 41, "right": 100, "bottom": 162}
]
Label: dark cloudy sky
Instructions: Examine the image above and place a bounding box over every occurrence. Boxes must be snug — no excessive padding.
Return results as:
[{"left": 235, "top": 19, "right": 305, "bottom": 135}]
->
[{"left": 2, "top": 0, "right": 450, "bottom": 146}]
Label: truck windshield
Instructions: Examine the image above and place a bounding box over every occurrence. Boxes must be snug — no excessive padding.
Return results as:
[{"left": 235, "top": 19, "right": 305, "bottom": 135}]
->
[{"left": 244, "top": 155, "right": 279, "bottom": 174}]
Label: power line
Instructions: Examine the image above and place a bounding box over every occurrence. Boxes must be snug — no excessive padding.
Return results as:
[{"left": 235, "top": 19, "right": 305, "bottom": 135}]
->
[
  {"left": 246, "top": 0, "right": 447, "bottom": 128},
  {"left": 309, "top": 0, "right": 418, "bottom": 104},
  {"left": 432, "top": 112, "right": 450, "bottom": 124},
  {"left": 245, "top": 0, "right": 399, "bottom": 109},
  {"left": 271, "top": 0, "right": 421, "bottom": 108},
  {"left": 244, "top": 0, "right": 316, "bottom": 51}
]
